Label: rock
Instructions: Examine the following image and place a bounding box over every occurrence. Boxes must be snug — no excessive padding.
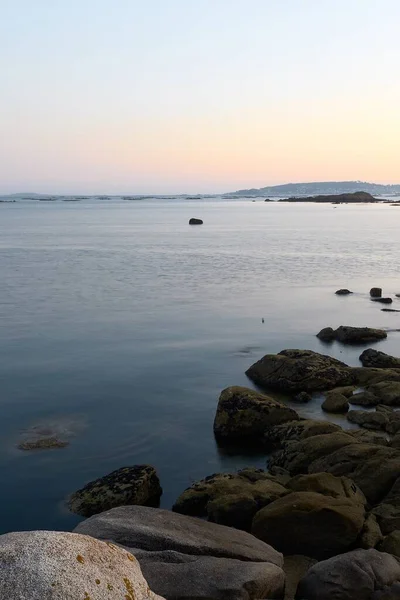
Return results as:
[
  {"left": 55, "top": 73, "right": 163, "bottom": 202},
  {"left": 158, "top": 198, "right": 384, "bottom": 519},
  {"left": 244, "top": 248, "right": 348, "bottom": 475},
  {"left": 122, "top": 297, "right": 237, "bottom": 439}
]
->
[
  {"left": 330, "top": 385, "right": 357, "bottom": 397},
  {"left": 265, "top": 419, "right": 341, "bottom": 446},
  {"left": 293, "top": 391, "right": 312, "bottom": 403},
  {"left": 347, "top": 409, "right": 389, "bottom": 430},
  {"left": 350, "top": 390, "right": 380, "bottom": 406},
  {"left": 17, "top": 437, "right": 69, "bottom": 450},
  {"left": 352, "top": 367, "right": 400, "bottom": 387},
  {"left": 246, "top": 349, "right": 354, "bottom": 393},
  {"left": 391, "top": 433, "right": 400, "bottom": 448},
  {"left": 172, "top": 468, "right": 288, "bottom": 530},
  {"left": 0, "top": 530, "right": 164, "bottom": 600},
  {"left": 382, "top": 308, "right": 400, "bottom": 312},
  {"left": 360, "top": 349, "right": 400, "bottom": 369},
  {"left": 75, "top": 506, "right": 285, "bottom": 600},
  {"left": 317, "top": 325, "right": 388, "bottom": 344},
  {"left": 350, "top": 429, "right": 389, "bottom": 445},
  {"left": 372, "top": 297, "right": 393, "bottom": 304},
  {"left": 358, "top": 513, "right": 384, "bottom": 548},
  {"left": 336, "top": 289, "right": 353, "bottom": 295},
  {"left": 367, "top": 381, "right": 400, "bottom": 406},
  {"left": 68, "top": 465, "right": 162, "bottom": 517},
  {"left": 281, "top": 191, "right": 377, "bottom": 204},
  {"left": 371, "top": 288, "right": 383, "bottom": 298},
  {"left": 268, "top": 431, "right": 358, "bottom": 475},
  {"left": 379, "top": 531, "right": 400, "bottom": 557},
  {"left": 309, "top": 443, "right": 400, "bottom": 504},
  {"left": 296, "top": 549, "right": 400, "bottom": 600},
  {"left": 386, "top": 413, "right": 400, "bottom": 435},
  {"left": 75, "top": 505, "right": 283, "bottom": 565},
  {"left": 134, "top": 551, "right": 285, "bottom": 600},
  {"left": 283, "top": 555, "right": 317, "bottom": 600},
  {"left": 286, "top": 472, "right": 366, "bottom": 505},
  {"left": 213, "top": 386, "right": 298, "bottom": 441},
  {"left": 373, "top": 477, "right": 400, "bottom": 534},
  {"left": 251, "top": 491, "right": 365, "bottom": 559},
  {"left": 372, "top": 582, "right": 400, "bottom": 599},
  {"left": 322, "top": 391, "right": 349, "bottom": 413},
  {"left": 189, "top": 218, "right": 203, "bottom": 225}
]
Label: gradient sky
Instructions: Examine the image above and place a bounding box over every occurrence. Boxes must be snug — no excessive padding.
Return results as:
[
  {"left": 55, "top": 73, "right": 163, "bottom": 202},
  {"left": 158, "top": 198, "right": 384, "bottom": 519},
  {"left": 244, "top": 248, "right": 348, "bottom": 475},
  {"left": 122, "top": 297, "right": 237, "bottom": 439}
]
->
[{"left": 1, "top": 0, "right": 400, "bottom": 194}]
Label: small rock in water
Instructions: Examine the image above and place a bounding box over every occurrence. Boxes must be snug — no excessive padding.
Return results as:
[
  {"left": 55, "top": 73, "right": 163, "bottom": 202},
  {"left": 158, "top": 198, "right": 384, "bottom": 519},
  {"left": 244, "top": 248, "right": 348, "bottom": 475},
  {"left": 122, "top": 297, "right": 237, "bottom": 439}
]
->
[
  {"left": 371, "top": 297, "right": 393, "bottom": 304},
  {"left": 293, "top": 391, "right": 312, "bottom": 403},
  {"left": 321, "top": 392, "right": 349, "bottom": 413},
  {"left": 189, "top": 218, "right": 203, "bottom": 225},
  {"left": 370, "top": 287, "right": 383, "bottom": 298},
  {"left": 335, "top": 289, "right": 353, "bottom": 295},
  {"left": 18, "top": 437, "right": 69, "bottom": 451},
  {"left": 382, "top": 308, "right": 400, "bottom": 312}
]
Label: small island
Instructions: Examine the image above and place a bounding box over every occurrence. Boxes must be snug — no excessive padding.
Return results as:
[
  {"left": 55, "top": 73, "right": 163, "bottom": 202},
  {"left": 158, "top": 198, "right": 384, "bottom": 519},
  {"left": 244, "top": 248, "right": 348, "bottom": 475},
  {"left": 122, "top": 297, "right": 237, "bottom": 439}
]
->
[{"left": 279, "top": 191, "right": 377, "bottom": 203}]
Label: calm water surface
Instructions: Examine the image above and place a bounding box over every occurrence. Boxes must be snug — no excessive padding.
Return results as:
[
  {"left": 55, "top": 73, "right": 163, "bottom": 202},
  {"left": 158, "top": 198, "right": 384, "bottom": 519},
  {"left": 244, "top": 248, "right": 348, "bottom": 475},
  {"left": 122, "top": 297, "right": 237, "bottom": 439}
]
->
[{"left": 0, "top": 199, "right": 399, "bottom": 532}]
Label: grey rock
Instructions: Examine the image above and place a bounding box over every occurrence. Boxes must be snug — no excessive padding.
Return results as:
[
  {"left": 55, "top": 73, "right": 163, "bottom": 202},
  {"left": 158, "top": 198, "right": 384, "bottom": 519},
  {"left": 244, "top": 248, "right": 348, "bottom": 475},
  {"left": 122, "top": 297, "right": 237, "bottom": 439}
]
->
[
  {"left": 296, "top": 549, "right": 400, "bottom": 600},
  {"left": 336, "top": 289, "right": 353, "bottom": 295},
  {"left": 74, "top": 505, "right": 283, "bottom": 566},
  {"left": 68, "top": 465, "right": 162, "bottom": 517},
  {"left": 0, "top": 530, "right": 164, "bottom": 599}
]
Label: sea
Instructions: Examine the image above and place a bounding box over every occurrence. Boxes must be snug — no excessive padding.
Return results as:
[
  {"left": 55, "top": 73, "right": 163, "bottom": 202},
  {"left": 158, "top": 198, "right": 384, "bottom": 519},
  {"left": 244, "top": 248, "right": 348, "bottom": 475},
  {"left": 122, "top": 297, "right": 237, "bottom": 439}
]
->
[{"left": 0, "top": 196, "right": 400, "bottom": 533}]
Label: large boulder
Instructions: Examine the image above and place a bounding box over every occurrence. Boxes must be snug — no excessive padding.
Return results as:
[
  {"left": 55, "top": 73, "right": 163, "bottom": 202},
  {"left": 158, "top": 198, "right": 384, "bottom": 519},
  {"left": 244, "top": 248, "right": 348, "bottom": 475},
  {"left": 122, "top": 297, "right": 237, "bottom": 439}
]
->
[
  {"left": 251, "top": 491, "right": 365, "bottom": 559},
  {"left": 367, "top": 381, "right": 400, "bottom": 406},
  {"left": 172, "top": 468, "right": 288, "bottom": 530},
  {"left": 322, "top": 391, "right": 349, "bottom": 413},
  {"left": 265, "top": 419, "right": 341, "bottom": 446},
  {"left": 347, "top": 409, "right": 389, "bottom": 431},
  {"left": 360, "top": 349, "right": 400, "bottom": 369},
  {"left": 213, "top": 386, "right": 298, "bottom": 441},
  {"left": 309, "top": 443, "right": 400, "bottom": 504},
  {"left": 268, "top": 431, "right": 358, "bottom": 475},
  {"left": 0, "top": 530, "right": 164, "bottom": 599},
  {"left": 296, "top": 549, "right": 400, "bottom": 600},
  {"left": 68, "top": 465, "right": 162, "bottom": 517},
  {"left": 245, "top": 349, "right": 354, "bottom": 393},
  {"left": 317, "top": 325, "right": 387, "bottom": 344},
  {"left": 286, "top": 472, "right": 366, "bottom": 505},
  {"left": 75, "top": 506, "right": 285, "bottom": 600}
]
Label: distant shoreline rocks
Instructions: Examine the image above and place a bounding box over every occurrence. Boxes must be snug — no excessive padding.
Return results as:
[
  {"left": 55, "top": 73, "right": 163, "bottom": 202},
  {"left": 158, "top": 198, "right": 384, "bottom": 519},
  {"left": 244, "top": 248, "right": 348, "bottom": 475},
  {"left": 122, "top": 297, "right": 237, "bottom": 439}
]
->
[{"left": 280, "top": 191, "right": 377, "bottom": 203}]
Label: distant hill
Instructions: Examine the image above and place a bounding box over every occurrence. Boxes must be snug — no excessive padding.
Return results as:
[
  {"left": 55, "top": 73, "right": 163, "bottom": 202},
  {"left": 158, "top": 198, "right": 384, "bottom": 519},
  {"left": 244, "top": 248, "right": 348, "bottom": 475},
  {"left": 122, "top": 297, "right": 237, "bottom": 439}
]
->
[{"left": 226, "top": 181, "right": 400, "bottom": 197}]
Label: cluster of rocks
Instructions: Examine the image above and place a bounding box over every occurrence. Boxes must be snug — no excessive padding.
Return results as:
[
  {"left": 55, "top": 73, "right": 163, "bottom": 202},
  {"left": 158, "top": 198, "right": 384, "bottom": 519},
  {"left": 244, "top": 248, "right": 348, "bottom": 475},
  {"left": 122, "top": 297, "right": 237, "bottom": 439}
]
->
[{"left": 335, "top": 286, "right": 400, "bottom": 308}]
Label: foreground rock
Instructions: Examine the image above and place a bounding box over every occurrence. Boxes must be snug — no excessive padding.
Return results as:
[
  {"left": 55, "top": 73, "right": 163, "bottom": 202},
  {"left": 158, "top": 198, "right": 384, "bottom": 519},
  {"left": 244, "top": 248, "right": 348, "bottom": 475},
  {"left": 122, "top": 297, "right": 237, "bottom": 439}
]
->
[
  {"left": 75, "top": 506, "right": 285, "bottom": 600},
  {"left": 360, "top": 348, "right": 400, "bottom": 369},
  {"left": 252, "top": 490, "right": 365, "bottom": 559},
  {"left": 189, "top": 218, "right": 203, "bottom": 225},
  {"left": 246, "top": 349, "right": 354, "bottom": 393},
  {"left": 173, "top": 468, "right": 288, "bottom": 530},
  {"left": 317, "top": 325, "right": 387, "bottom": 344},
  {"left": 321, "top": 391, "right": 349, "bottom": 413},
  {"left": 296, "top": 549, "right": 400, "bottom": 600},
  {"left": 0, "top": 530, "right": 165, "bottom": 599},
  {"left": 68, "top": 465, "right": 162, "bottom": 517},
  {"left": 213, "top": 386, "right": 298, "bottom": 441}
]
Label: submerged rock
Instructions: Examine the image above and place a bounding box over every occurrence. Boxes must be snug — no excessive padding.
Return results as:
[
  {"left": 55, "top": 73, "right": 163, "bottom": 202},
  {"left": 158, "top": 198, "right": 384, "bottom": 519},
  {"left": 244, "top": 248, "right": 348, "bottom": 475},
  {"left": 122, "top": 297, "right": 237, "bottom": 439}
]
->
[
  {"left": 317, "top": 325, "right": 387, "bottom": 344},
  {"left": 18, "top": 437, "right": 69, "bottom": 450},
  {"left": 213, "top": 386, "right": 298, "bottom": 441},
  {"left": 68, "top": 465, "right": 162, "bottom": 517},
  {"left": 296, "top": 549, "right": 400, "bottom": 600},
  {"left": 0, "top": 530, "right": 165, "bottom": 600},
  {"left": 246, "top": 349, "right": 353, "bottom": 393}
]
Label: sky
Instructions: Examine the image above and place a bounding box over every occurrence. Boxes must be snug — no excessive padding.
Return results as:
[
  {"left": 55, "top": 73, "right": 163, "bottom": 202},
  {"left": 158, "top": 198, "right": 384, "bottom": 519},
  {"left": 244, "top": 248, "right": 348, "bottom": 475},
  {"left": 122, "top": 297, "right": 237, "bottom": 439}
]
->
[{"left": 1, "top": 0, "right": 400, "bottom": 194}]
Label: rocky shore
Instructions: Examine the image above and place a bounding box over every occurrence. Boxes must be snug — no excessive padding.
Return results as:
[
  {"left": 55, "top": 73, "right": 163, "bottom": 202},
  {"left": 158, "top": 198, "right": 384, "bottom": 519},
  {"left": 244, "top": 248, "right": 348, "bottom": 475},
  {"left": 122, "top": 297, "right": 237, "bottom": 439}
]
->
[{"left": 2, "top": 315, "right": 400, "bottom": 598}]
